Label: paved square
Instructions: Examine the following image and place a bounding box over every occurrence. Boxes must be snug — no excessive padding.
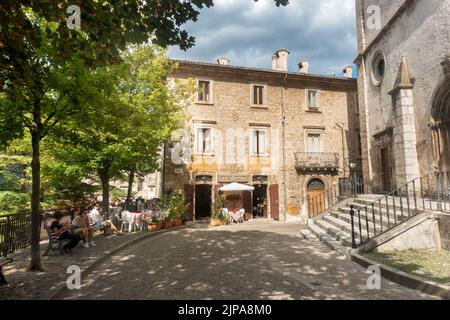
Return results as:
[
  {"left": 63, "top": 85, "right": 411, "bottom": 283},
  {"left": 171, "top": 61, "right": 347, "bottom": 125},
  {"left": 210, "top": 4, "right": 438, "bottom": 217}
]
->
[{"left": 56, "top": 220, "right": 438, "bottom": 300}]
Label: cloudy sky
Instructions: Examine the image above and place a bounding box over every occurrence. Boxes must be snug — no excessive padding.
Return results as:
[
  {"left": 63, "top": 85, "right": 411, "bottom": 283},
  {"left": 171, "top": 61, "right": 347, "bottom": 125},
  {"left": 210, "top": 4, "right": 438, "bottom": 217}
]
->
[{"left": 168, "top": 0, "right": 357, "bottom": 76}]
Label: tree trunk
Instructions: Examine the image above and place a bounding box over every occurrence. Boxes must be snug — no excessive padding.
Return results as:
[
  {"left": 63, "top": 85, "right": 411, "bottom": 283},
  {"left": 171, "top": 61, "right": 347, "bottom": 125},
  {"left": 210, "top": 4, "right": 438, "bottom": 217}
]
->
[
  {"left": 98, "top": 164, "right": 111, "bottom": 217},
  {"left": 126, "top": 170, "right": 135, "bottom": 205},
  {"left": 29, "top": 131, "right": 43, "bottom": 271}
]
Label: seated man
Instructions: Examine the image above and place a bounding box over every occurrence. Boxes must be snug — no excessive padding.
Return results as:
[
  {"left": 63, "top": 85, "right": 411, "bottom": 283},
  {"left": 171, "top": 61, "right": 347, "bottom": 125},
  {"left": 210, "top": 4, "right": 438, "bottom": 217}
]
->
[
  {"left": 50, "top": 211, "right": 81, "bottom": 253},
  {"left": 72, "top": 209, "right": 96, "bottom": 248},
  {"left": 89, "top": 204, "right": 122, "bottom": 235}
]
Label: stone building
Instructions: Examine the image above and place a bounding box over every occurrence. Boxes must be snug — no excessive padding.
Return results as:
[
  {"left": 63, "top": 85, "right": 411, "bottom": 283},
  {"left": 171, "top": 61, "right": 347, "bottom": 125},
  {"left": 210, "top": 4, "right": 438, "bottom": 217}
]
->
[
  {"left": 164, "top": 50, "right": 360, "bottom": 222},
  {"left": 355, "top": 0, "right": 450, "bottom": 193}
]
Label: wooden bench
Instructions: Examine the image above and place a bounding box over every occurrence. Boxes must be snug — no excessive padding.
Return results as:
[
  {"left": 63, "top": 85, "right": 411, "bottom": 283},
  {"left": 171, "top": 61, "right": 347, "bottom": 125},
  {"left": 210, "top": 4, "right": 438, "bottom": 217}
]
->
[
  {"left": 0, "top": 257, "right": 13, "bottom": 286},
  {"left": 43, "top": 224, "right": 70, "bottom": 256}
]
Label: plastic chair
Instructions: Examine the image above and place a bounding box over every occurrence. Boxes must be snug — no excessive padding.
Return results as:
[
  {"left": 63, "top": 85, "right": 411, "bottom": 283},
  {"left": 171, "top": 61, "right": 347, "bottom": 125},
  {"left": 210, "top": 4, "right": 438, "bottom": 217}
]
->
[
  {"left": 120, "top": 211, "right": 137, "bottom": 233},
  {"left": 230, "top": 210, "right": 240, "bottom": 224},
  {"left": 238, "top": 209, "right": 245, "bottom": 223}
]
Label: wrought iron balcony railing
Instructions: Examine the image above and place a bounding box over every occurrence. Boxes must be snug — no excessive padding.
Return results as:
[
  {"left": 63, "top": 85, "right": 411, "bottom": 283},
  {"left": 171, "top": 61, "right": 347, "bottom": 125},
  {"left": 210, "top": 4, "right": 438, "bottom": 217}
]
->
[{"left": 294, "top": 152, "right": 339, "bottom": 171}]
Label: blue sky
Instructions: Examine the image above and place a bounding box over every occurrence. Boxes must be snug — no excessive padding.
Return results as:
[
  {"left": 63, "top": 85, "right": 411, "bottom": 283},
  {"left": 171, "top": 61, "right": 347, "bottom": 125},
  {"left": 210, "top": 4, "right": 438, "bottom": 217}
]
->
[{"left": 168, "top": 0, "right": 357, "bottom": 77}]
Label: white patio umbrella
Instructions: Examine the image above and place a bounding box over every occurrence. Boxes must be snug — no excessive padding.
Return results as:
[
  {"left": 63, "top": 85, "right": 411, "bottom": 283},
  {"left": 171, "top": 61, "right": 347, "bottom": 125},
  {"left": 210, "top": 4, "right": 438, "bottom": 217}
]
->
[
  {"left": 219, "top": 182, "right": 254, "bottom": 211},
  {"left": 219, "top": 182, "right": 255, "bottom": 192}
]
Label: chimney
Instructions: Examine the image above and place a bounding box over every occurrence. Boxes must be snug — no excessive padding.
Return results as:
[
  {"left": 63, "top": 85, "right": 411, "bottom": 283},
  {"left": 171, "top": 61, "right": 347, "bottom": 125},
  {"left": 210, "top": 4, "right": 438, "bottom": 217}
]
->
[
  {"left": 272, "top": 49, "right": 289, "bottom": 71},
  {"left": 343, "top": 66, "right": 353, "bottom": 78},
  {"left": 217, "top": 57, "right": 230, "bottom": 65},
  {"left": 272, "top": 55, "right": 277, "bottom": 70},
  {"left": 298, "top": 61, "right": 309, "bottom": 74}
]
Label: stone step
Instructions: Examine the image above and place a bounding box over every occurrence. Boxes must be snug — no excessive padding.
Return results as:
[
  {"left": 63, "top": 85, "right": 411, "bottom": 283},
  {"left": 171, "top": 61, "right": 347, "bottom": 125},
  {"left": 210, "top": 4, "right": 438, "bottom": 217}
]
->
[
  {"left": 298, "top": 228, "right": 317, "bottom": 241},
  {"left": 330, "top": 211, "right": 387, "bottom": 233},
  {"left": 337, "top": 207, "right": 393, "bottom": 227},
  {"left": 323, "top": 214, "right": 374, "bottom": 239},
  {"left": 354, "top": 196, "right": 425, "bottom": 212},
  {"left": 307, "top": 223, "right": 350, "bottom": 255},
  {"left": 313, "top": 219, "right": 353, "bottom": 247},
  {"left": 339, "top": 204, "right": 410, "bottom": 226}
]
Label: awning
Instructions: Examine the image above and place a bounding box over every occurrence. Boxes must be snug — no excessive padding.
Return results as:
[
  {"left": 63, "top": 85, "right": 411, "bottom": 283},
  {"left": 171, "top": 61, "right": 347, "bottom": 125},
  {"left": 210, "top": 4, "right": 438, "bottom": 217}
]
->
[{"left": 219, "top": 182, "right": 255, "bottom": 192}]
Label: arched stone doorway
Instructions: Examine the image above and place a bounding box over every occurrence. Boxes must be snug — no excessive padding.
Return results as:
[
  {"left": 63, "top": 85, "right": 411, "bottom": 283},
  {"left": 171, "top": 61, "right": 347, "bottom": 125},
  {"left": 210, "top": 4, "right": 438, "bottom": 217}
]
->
[
  {"left": 430, "top": 79, "right": 450, "bottom": 176},
  {"left": 307, "top": 178, "right": 326, "bottom": 218}
]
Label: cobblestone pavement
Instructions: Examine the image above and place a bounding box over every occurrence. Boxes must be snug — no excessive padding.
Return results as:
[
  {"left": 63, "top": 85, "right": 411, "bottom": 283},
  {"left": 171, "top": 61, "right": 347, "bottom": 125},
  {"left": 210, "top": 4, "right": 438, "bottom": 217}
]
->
[
  {"left": 1, "top": 231, "right": 147, "bottom": 300},
  {"left": 55, "top": 220, "right": 438, "bottom": 300}
]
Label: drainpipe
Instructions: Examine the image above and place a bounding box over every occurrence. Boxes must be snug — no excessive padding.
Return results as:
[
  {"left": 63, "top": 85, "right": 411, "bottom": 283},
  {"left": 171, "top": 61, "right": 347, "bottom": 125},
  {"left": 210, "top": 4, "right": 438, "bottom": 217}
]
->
[
  {"left": 281, "top": 72, "right": 288, "bottom": 221},
  {"left": 335, "top": 122, "right": 347, "bottom": 178}
]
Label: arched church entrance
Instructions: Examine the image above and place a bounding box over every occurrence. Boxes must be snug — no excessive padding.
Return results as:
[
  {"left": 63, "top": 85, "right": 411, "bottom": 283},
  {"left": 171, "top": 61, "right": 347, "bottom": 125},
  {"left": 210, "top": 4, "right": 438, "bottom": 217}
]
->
[{"left": 430, "top": 80, "right": 450, "bottom": 177}]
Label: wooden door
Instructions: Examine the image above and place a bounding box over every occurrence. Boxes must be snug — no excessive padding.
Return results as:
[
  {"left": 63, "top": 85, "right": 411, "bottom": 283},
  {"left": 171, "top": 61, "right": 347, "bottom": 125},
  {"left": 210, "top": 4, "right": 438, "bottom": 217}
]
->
[
  {"left": 242, "top": 191, "right": 252, "bottom": 215},
  {"left": 307, "top": 190, "right": 325, "bottom": 218},
  {"left": 269, "top": 184, "right": 280, "bottom": 221},
  {"left": 307, "top": 178, "right": 326, "bottom": 218},
  {"left": 380, "top": 148, "right": 392, "bottom": 192}
]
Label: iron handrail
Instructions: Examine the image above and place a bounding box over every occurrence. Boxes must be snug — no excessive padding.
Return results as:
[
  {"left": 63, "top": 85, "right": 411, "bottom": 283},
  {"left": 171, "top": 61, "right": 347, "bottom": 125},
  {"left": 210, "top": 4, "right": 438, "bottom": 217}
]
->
[{"left": 349, "top": 177, "right": 424, "bottom": 248}]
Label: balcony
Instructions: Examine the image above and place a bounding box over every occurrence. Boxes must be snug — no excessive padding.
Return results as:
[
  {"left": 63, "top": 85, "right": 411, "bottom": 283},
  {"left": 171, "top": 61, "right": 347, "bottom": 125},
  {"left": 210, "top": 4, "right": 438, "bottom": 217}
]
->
[{"left": 295, "top": 152, "right": 339, "bottom": 173}]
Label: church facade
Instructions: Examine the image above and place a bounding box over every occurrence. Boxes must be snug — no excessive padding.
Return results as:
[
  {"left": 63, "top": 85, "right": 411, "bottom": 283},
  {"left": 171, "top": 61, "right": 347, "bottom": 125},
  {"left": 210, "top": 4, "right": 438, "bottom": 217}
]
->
[{"left": 355, "top": 0, "right": 450, "bottom": 193}]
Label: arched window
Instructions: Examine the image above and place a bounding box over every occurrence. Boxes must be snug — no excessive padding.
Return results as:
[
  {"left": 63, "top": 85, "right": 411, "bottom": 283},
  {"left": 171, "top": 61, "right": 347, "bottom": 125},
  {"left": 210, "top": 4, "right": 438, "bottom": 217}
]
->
[{"left": 307, "top": 178, "right": 325, "bottom": 190}]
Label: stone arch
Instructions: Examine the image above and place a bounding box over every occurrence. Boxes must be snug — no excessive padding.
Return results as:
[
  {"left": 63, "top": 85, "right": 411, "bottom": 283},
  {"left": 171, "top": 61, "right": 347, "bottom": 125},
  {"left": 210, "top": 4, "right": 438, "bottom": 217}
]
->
[
  {"left": 306, "top": 177, "right": 326, "bottom": 190},
  {"left": 430, "top": 79, "right": 450, "bottom": 173}
]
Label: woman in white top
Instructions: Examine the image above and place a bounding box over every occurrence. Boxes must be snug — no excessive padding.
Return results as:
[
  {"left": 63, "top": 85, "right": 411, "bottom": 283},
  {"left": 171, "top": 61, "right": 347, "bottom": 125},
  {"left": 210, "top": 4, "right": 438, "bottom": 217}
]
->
[{"left": 89, "top": 204, "right": 122, "bottom": 235}]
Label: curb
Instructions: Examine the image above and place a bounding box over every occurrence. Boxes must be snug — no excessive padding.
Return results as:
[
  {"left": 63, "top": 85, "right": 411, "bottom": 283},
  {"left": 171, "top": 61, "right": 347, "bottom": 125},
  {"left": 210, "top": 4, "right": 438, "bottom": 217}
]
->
[
  {"left": 351, "top": 251, "right": 450, "bottom": 300},
  {"left": 42, "top": 225, "right": 188, "bottom": 300}
]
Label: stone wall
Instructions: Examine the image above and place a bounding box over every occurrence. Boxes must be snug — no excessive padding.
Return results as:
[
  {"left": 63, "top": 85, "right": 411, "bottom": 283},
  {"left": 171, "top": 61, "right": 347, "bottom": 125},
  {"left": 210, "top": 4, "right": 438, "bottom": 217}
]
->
[{"left": 438, "top": 213, "right": 450, "bottom": 250}]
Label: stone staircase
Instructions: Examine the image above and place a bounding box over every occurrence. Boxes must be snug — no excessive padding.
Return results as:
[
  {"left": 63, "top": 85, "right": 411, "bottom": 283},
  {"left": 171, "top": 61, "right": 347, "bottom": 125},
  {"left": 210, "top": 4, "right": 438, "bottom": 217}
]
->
[{"left": 305, "top": 193, "right": 429, "bottom": 253}]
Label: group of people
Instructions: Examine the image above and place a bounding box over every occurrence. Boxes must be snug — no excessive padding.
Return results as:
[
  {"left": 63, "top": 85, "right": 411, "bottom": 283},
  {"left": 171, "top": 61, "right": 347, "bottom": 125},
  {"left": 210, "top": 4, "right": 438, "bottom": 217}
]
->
[{"left": 49, "top": 204, "right": 121, "bottom": 254}]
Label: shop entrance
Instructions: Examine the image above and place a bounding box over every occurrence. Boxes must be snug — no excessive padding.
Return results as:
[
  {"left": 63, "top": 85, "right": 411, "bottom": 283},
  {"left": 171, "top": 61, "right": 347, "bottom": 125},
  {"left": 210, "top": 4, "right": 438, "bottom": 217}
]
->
[
  {"left": 195, "top": 184, "right": 212, "bottom": 220},
  {"left": 252, "top": 185, "right": 268, "bottom": 218}
]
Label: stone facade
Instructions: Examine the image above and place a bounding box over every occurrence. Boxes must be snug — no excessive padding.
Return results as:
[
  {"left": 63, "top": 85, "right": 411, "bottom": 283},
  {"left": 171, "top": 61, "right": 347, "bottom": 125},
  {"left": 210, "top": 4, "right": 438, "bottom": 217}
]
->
[
  {"left": 164, "top": 52, "right": 360, "bottom": 223},
  {"left": 355, "top": 0, "right": 450, "bottom": 193}
]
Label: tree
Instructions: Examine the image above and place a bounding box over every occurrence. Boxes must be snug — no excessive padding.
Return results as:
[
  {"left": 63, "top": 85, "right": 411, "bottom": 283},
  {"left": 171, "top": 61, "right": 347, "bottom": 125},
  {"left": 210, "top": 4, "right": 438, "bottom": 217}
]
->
[
  {"left": 116, "top": 45, "right": 193, "bottom": 206},
  {"left": 49, "top": 46, "right": 191, "bottom": 215},
  {"left": 0, "top": 0, "right": 288, "bottom": 272}
]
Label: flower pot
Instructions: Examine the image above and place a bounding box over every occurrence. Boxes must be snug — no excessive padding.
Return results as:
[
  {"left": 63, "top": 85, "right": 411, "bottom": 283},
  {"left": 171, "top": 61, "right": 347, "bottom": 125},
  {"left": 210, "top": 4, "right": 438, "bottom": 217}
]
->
[
  {"left": 148, "top": 223, "right": 161, "bottom": 232},
  {"left": 211, "top": 219, "right": 227, "bottom": 226},
  {"left": 244, "top": 213, "right": 252, "bottom": 221},
  {"left": 173, "top": 219, "right": 182, "bottom": 227},
  {"left": 163, "top": 220, "right": 174, "bottom": 229}
]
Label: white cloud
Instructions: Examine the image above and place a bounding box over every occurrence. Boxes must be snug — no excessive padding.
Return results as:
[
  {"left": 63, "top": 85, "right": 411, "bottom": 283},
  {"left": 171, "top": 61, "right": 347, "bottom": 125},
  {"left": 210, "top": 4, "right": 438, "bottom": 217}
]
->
[{"left": 168, "top": 0, "right": 357, "bottom": 75}]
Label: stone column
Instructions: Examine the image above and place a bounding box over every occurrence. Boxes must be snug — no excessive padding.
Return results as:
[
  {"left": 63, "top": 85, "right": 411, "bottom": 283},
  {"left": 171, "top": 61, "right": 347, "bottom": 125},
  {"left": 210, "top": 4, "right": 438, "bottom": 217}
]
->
[{"left": 389, "top": 56, "right": 421, "bottom": 190}]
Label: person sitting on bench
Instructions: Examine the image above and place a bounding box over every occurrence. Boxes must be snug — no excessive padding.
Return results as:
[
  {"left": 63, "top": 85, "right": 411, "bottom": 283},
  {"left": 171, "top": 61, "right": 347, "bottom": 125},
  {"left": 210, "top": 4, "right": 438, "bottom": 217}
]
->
[
  {"left": 72, "top": 209, "right": 96, "bottom": 248},
  {"left": 50, "top": 211, "right": 81, "bottom": 253},
  {"left": 89, "top": 204, "right": 122, "bottom": 235}
]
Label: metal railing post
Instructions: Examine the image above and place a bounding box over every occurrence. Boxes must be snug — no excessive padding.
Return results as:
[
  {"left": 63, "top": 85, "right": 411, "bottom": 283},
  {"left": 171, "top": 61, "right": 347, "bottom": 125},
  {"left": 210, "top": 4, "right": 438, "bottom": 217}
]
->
[{"left": 350, "top": 205, "right": 357, "bottom": 248}]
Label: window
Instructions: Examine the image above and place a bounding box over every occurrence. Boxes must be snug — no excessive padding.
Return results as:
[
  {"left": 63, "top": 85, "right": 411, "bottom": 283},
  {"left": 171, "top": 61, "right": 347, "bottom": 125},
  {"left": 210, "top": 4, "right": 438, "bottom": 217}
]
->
[
  {"left": 372, "top": 52, "right": 386, "bottom": 86},
  {"left": 197, "top": 80, "right": 212, "bottom": 103},
  {"left": 195, "top": 127, "right": 214, "bottom": 154},
  {"left": 307, "top": 133, "right": 321, "bottom": 153},
  {"left": 251, "top": 128, "right": 269, "bottom": 156},
  {"left": 251, "top": 85, "right": 266, "bottom": 106},
  {"left": 307, "top": 89, "right": 320, "bottom": 110}
]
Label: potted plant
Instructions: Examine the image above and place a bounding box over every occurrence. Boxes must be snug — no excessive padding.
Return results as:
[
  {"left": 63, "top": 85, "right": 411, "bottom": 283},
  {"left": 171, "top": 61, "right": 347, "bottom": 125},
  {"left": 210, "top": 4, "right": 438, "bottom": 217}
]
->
[
  {"left": 156, "top": 196, "right": 172, "bottom": 229},
  {"left": 211, "top": 195, "right": 227, "bottom": 226},
  {"left": 168, "top": 193, "right": 187, "bottom": 227},
  {"left": 148, "top": 218, "right": 161, "bottom": 231}
]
